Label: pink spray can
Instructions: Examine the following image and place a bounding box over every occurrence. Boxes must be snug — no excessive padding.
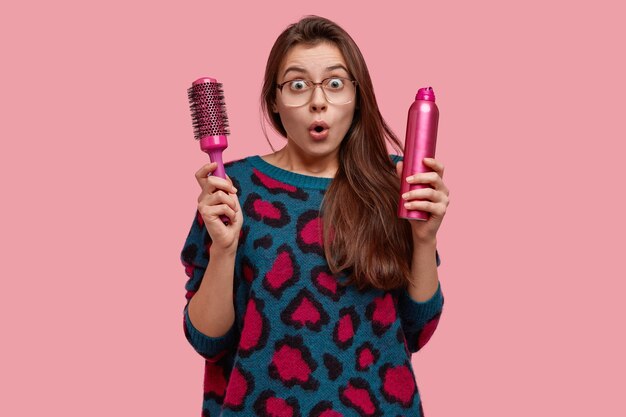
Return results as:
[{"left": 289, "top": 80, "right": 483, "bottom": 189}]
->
[{"left": 398, "top": 87, "right": 439, "bottom": 221}]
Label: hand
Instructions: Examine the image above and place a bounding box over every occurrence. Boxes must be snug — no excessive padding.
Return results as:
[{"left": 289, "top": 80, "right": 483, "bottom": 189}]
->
[
  {"left": 396, "top": 158, "right": 450, "bottom": 243},
  {"left": 195, "top": 162, "right": 244, "bottom": 252}
]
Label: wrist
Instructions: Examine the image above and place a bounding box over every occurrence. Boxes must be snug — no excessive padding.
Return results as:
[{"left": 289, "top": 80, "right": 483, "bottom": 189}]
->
[
  {"left": 210, "top": 244, "right": 238, "bottom": 258},
  {"left": 412, "top": 235, "right": 437, "bottom": 248}
]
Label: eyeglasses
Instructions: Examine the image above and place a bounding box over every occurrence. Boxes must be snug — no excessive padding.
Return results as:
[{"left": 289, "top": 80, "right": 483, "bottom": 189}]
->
[{"left": 276, "top": 77, "right": 358, "bottom": 107}]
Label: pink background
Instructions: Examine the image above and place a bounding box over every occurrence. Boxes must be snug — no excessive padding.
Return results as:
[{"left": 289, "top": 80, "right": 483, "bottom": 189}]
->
[{"left": 1, "top": 0, "right": 624, "bottom": 415}]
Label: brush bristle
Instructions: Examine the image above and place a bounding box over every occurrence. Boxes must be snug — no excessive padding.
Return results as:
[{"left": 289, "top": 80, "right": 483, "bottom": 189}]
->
[{"left": 187, "top": 80, "right": 230, "bottom": 139}]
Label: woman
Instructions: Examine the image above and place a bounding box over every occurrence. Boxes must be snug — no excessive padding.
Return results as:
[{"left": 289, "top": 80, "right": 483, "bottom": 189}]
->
[{"left": 181, "top": 15, "right": 450, "bottom": 417}]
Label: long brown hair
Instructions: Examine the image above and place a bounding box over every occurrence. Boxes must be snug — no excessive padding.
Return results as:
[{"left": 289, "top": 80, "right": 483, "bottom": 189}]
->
[{"left": 260, "top": 16, "right": 414, "bottom": 291}]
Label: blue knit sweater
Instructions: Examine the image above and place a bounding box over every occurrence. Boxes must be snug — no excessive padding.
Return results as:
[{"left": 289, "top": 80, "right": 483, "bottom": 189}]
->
[{"left": 181, "top": 155, "right": 444, "bottom": 417}]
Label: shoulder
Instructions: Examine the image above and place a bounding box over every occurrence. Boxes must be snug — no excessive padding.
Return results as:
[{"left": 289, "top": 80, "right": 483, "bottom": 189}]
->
[
  {"left": 224, "top": 156, "right": 252, "bottom": 171},
  {"left": 389, "top": 154, "right": 403, "bottom": 165},
  {"left": 221, "top": 156, "right": 254, "bottom": 180}
]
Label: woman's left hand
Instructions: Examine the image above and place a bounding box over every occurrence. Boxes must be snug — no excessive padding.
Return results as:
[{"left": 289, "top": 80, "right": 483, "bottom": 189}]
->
[{"left": 396, "top": 158, "right": 450, "bottom": 244}]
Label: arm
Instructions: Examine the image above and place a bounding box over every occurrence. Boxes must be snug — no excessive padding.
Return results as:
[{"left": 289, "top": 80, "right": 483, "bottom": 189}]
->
[
  {"left": 397, "top": 239, "right": 444, "bottom": 353},
  {"left": 181, "top": 211, "right": 240, "bottom": 361},
  {"left": 187, "top": 245, "right": 237, "bottom": 338},
  {"left": 390, "top": 153, "right": 445, "bottom": 353},
  {"left": 407, "top": 239, "right": 440, "bottom": 302}
]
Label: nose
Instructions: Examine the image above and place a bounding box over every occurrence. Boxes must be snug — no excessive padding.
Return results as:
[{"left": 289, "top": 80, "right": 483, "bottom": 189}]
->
[{"left": 309, "top": 85, "right": 328, "bottom": 112}]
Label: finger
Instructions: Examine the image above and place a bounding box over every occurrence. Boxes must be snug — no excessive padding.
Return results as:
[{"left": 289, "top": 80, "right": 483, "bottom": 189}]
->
[
  {"left": 206, "top": 175, "right": 238, "bottom": 194},
  {"left": 403, "top": 200, "right": 446, "bottom": 216},
  {"left": 406, "top": 171, "right": 442, "bottom": 189},
  {"left": 423, "top": 158, "right": 444, "bottom": 179},
  {"left": 401, "top": 187, "right": 439, "bottom": 202},
  {"left": 195, "top": 162, "right": 218, "bottom": 188},
  {"left": 233, "top": 190, "right": 242, "bottom": 212},
  {"left": 413, "top": 162, "right": 450, "bottom": 196},
  {"left": 203, "top": 204, "right": 237, "bottom": 223},
  {"left": 215, "top": 204, "right": 238, "bottom": 223},
  {"left": 224, "top": 174, "right": 238, "bottom": 194},
  {"left": 408, "top": 174, "right": 448, "bottom": 195},
  {"left": 200, "top": 190, "right": 238, "bottom": 213}
]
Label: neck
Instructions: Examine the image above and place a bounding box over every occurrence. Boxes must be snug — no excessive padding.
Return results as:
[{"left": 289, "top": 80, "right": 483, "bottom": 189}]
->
[{"left": 270, "top": 145, "right": 339, "bottom": 178}]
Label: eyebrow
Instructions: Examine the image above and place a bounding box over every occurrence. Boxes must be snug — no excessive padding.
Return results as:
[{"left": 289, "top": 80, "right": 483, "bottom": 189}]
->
[{"left": 282, "top": 64, "right": 350, "bottom": 78}]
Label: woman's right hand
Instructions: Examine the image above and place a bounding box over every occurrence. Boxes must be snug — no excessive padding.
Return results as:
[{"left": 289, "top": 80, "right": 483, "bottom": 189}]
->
[{"left": 195, "top": 162, "right": 243, "bottom": 253}]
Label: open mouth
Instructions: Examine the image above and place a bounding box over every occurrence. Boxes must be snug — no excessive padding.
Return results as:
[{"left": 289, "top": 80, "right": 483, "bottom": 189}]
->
[
  {"left": 309, "top": 126, "right": 329, "bottom": 140},
  {"left": 309, "top": 121, "right": 329, "bottom": 140}
]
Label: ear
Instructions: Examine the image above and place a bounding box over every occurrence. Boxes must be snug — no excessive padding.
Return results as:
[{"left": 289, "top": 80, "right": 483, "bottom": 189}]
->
[{"left": 271, "top": 102, "right": 278, "bottom": 113}]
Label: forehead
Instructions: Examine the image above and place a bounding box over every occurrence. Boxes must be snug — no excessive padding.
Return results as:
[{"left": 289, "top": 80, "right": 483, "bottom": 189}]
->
[{"left": 279, "top": 42, "right": 349, "bottom": 79}]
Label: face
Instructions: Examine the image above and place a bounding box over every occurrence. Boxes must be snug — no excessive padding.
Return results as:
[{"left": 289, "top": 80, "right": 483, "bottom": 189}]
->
[{"left": 273, "top": 42, "right": 356, "bottom": 160}]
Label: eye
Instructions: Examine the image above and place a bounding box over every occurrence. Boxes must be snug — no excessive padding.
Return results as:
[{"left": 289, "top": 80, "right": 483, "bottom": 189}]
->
[
  {"left": 325, "top": 78, "right": 345, "bottom": 90},
  {"left": 288, "top": 80, "right": 309, "bottom": 91}
]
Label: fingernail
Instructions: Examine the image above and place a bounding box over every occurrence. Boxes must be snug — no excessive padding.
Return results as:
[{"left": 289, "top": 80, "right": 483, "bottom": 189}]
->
[
  {"left": 406, "top": 176, "right": 414, "bottom": 183},
  {"left": 402, "top": 193, "right": 409, "bottom": 199},
  {"left": 232, "top": 187, "right": 238, "bottom": 193}
]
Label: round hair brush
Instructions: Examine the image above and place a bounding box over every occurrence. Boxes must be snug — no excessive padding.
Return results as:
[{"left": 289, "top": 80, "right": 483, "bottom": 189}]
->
[{"left": 187, "top": 77, "right": 231, "bottom": 224}]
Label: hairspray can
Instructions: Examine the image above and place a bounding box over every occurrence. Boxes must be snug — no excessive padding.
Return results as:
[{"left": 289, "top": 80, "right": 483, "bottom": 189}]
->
[{"left": 398, "top": 87, "right": 439, "bottom": 221}]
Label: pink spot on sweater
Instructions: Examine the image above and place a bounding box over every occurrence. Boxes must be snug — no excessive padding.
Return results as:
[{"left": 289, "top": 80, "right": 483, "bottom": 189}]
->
[
  {"left": 317, "top": 272, "right": 337, "bottom": 294},
  {"left": 265, "top": 396, "right": 294, "bottom": 417},
  {"left": 301, "top": 217, "right": 322, "bottom": 245},
  {"left": 243, "top": 263, "right": 254, "bottom": 283},
  {"left": 184, "top": 264, "right": 194, "bottom": 278},
  {"left": 203, "top": 362, "right": 227, "bottom": 397},
  {"left": 253, "top": 199, "right": 282, "bottom": 220},
  {"left": 253, "top": 168, "right": 297, "bottom": 192},
  {"left": 223, "top": 366, "right": 248, "bottom": 407},
  {"left": 418, "top": 316, "right": 440, "bottom": 349},
  {"left": 272, "top": 345, "right": 312, "bottom": 382},
  {"left": 266, "top": 251, "right": 294, "bottom": 289},
  {"left": 292, "top": 297, "right": 321, "bottom": 326},
  {"left": 338, "top": 314, "right": 354, "bottom": 342},
  {"left": 240, "top": 299, "right": 263, "bottom": 351},
  {"left": 372, "top": 294, "right": 396, "bottom": 326},
  {"left": 382, "top": 365, "right": 415, "bottom": 404},
  {"left": 358, "top": 348, "right": 374, "bottom": 369},
  {"left": 343, "top": 383, "right": 376, "bottom": 415}
]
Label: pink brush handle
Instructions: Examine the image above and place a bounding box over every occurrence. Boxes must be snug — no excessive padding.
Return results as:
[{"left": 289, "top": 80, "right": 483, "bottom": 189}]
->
[{"left": 200, "top": 135, "right": 230, "bottom": 225}]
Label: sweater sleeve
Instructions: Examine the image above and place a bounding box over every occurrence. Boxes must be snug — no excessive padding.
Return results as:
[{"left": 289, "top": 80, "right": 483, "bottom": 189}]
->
[
  {"left": 389, "top": 153, "right": 445, "bottom": 353},
  {"left": 180, "top": 210, "right": 240, "bottom": 362},
  {"left": 397, "top": 250, "right": 444, "bottom": 353}
]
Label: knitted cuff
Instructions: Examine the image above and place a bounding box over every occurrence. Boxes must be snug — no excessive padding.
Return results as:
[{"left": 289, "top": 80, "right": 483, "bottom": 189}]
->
[
  {"left": 184, "top": 305, "right": 238, "bottom": 358},
  {"left": 397, "top": 281, "right": 444, "bottom": 332}
]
